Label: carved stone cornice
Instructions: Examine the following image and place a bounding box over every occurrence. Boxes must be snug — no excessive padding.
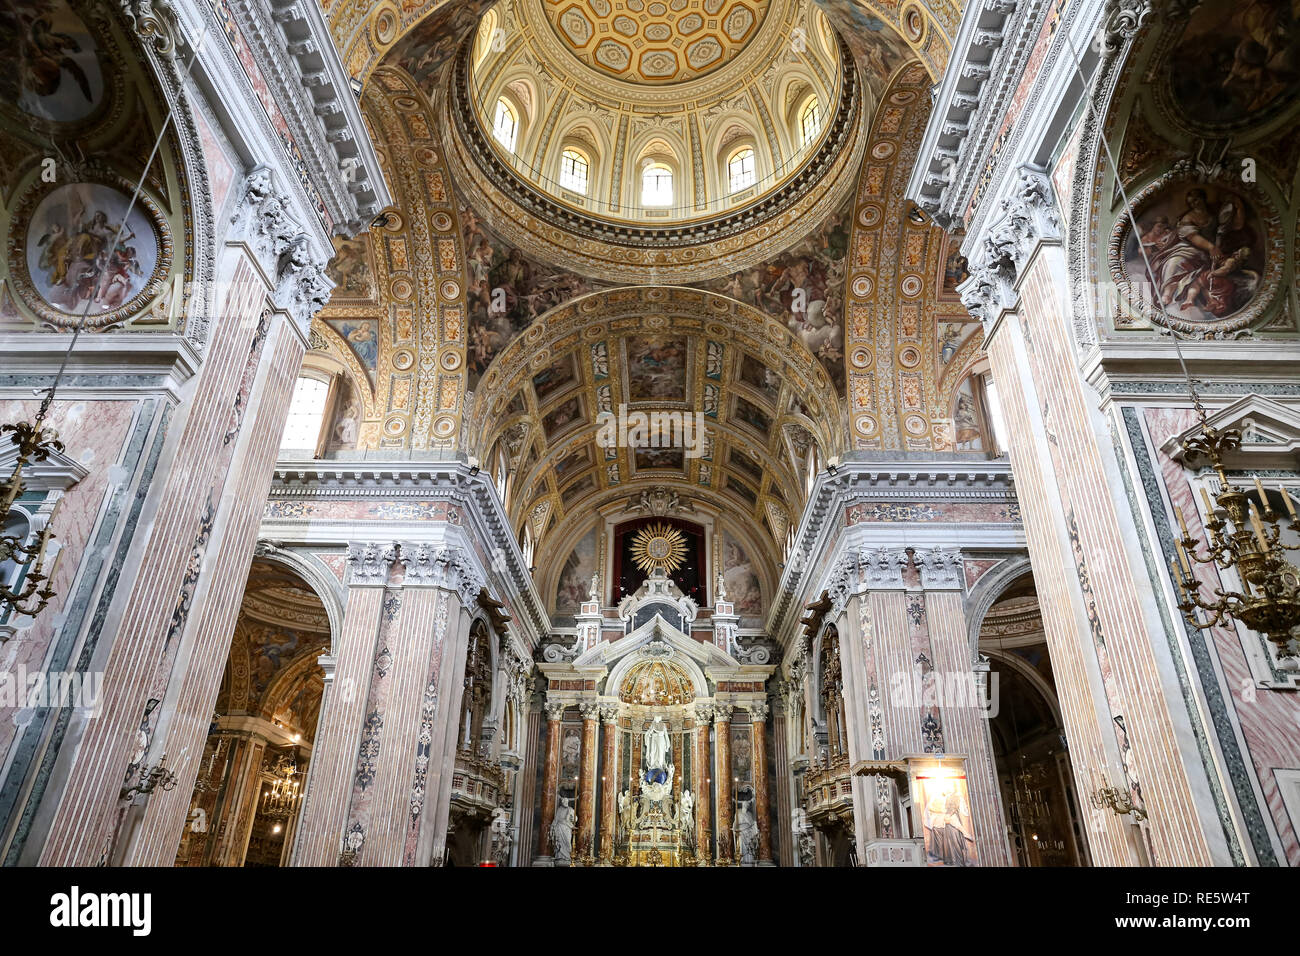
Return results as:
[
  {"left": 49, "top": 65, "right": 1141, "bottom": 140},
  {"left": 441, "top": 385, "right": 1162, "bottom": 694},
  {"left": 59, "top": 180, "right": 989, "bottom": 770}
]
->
[
  {"left": 225, "top": 0, "right": 388, "bottom": 232},
  {"left": 914, "top": 548, "right": 965, "bottom": 591},
  {"left": 346, "top": 541, "right": 397, "bottom": 587}
]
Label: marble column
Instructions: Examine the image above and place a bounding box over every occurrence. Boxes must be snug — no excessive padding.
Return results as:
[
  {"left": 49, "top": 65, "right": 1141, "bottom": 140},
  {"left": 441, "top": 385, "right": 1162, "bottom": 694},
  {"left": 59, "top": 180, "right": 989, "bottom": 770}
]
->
[
  {"left": 692, "top": 704, "right": 713, "bottom": 859},
  {"left": 290, "top": 543, "right": 394, "bottom": 866},
  {"left": 714, "top": 704, "right": 733, "bottom": 862},
  {"left": 576, "top": 702, "right": 600, "bottom": 860},
  {"left": 597, "top": 703, "right": 619, "bottom": 863},
  {"left": 748, "top": 702, "right": 772, "bottom": 864},
  {"left": 536, "top": 700, "right": 565, "bottom": 860}
]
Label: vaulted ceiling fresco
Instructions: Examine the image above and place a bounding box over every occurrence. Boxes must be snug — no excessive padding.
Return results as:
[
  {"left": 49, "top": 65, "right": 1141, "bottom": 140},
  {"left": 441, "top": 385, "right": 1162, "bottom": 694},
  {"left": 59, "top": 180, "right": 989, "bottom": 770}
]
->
[{"left": 308, "top": 0, "right": 997, "bottom": 570}]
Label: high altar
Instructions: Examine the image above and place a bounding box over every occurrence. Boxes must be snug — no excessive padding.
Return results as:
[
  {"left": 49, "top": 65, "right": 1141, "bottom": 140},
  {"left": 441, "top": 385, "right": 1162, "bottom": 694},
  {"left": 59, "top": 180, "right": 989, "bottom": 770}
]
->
[{"left": 535, "top": 572, "right": 775, "bottom": 866}]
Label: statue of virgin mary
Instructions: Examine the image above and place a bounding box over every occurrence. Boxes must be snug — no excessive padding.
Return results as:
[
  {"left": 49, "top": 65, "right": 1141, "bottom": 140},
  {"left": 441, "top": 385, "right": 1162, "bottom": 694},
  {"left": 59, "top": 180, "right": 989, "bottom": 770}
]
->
[{"left": 643, "top": 716, "right": 672, "bottom": 785}]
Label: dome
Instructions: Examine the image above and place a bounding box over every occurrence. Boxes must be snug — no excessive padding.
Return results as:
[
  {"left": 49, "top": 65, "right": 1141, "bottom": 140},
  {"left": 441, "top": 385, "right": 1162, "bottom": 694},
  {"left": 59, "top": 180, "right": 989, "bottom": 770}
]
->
[{"left": 463, "top": 0, "right": 849, "bottom": 227}]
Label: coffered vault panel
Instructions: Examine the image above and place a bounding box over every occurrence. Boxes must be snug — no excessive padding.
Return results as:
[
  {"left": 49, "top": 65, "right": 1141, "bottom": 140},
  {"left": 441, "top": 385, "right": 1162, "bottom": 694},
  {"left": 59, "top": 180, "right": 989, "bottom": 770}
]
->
[
  {"left": 546, "top": 0, "right": 773, "bottom": 85},
  {"left": 464, "top": 286, "right": 841, "bottom": 558}
]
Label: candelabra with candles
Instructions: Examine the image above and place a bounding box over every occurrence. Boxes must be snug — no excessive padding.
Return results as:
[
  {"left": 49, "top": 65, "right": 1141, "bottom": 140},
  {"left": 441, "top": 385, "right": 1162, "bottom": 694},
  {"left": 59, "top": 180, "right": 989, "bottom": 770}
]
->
[
  {"left": 0, "top": 419, "right": 65, "bottom": 622},
  {"left": 1169, "top": 406, "right": 1300, "bottom": 650}
]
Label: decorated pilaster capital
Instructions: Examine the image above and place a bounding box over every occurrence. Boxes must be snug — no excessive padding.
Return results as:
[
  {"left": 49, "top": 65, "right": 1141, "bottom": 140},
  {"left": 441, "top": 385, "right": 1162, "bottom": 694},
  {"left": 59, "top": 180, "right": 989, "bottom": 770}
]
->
[
  {"left": 858, "top": 547, "right": 909, "bottom": 590},
  {"left": 427, "top": 545, "right": 486, "bottom": 605},
  {"left": 272, "top": 236, "right": 334, "bottom": 339},
  {"left": 599, "top": 702, "right": 620, "bottom": 725},
  {"left": 746, "top": 701, "right": 770, "bottom": 723},
  {"left": 398, "top": 541, "right": 439, "bottom": 586},
  {"left": 544, "top": 700, "right": 568, "bottom": 722},
  {"left": 689, "top": 702, "right": 714, "bottom": 725},
  {"left": 915, "top": 548, "right": 965, "bottom": 591},
  {"left": 579, "top": 701, "right": 601, "bottom": 722},
  {"left": 713, "top": 704, "right": 734, "bottom": 724},
  {"left": 346, "top": 541, "right": 398, "bottom": 587},
  {"left": 960, "top": 165, "right": 1062, "bottom": 331}
]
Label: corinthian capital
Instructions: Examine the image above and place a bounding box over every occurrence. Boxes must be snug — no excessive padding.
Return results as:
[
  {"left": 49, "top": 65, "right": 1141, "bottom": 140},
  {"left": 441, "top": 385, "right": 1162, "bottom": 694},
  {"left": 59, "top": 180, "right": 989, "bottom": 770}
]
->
[
  {"left": 859, "top": 547, "right": 909, "bottom": 590},
  {"left": 915, "top": 548, "right": 965, "bottom": 591},
  {"left": 424, "top": 545, "right": 485, "bottom": 604},
  {"left": 746, "top": 701, "right": 770, "bottom": 723},
  {"left": 544, "top": 700, "right": 568, "bottom": 721},
  {"left": 347, "top": 541, "right": 398, "bottom": 587}
]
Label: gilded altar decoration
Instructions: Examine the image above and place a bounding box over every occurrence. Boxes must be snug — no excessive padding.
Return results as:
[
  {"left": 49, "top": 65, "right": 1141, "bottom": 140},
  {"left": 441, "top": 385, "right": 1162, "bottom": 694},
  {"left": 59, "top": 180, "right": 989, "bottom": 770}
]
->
[{"left": 630, "top": 522, "right": 688, "bottom": 576}]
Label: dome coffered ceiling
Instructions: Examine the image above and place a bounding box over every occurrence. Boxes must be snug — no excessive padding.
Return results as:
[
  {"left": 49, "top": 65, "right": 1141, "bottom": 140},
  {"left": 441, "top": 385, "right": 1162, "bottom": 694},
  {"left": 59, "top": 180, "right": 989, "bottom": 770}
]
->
[{"left": 545, "top": 0, "right": 772, "bottom": 84}]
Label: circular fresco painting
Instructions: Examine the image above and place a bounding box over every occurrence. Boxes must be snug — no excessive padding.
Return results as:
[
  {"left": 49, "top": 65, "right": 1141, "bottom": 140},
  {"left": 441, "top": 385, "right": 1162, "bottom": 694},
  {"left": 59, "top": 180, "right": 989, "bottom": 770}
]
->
[
  {"left": 1166, "top": 0, "right": 1299, "bottom": 130},
  {"left": 0, "top": 0, "right": 105, "bottom": 124},
  {"left": 25, "top": 183, "right": 160, "bottom": 316},
  {"left": 1120, "top": 181, "right": 1266, "bottom": 326}
]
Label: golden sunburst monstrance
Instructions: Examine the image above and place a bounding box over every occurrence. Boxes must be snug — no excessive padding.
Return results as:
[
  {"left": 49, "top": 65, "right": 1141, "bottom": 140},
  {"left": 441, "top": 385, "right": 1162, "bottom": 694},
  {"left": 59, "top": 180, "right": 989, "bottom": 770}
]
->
[{"left": 629, "top": 523, "right": 689, "bottom": 576}]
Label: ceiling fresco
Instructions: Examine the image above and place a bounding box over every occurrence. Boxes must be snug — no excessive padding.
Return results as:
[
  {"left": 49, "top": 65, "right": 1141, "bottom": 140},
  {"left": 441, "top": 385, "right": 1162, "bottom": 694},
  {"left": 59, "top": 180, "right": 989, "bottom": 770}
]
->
[
  {"left": 308, "top": 0, "right": 1004, "bottom": 571},
  {"left": 1092, "top": 0, "right": 1299, "bottom": 339},
  {"left": 463, "top": 286, "right": 839, "bottom": 555},
  {"left": 544, "top": 0, "right": 773, "bottom": 85},
  {"left": 0, "top": 0, "right": 192, "bottom": 335},
  {"left": 324, "top": 0, "right": 963, "bottom": 89}
]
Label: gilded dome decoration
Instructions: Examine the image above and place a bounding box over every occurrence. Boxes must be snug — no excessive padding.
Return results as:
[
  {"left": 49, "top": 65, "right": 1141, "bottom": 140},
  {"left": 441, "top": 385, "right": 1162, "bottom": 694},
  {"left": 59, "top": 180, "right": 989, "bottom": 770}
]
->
[
  {"left": 545, "top": 0, "right": 772, "bottom": 84},
  {"left": 464, "top": 0, "right": 847, "bottom": 227},
  {"left": 618, "top": 659, "right": 696, "bottom": 705}
]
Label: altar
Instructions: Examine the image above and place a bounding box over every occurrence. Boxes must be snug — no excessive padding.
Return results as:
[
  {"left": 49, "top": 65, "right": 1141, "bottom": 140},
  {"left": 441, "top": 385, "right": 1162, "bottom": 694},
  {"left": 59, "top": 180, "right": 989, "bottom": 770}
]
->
[{"left": 534, "top": 572, "right": 776, "bottom": 866}]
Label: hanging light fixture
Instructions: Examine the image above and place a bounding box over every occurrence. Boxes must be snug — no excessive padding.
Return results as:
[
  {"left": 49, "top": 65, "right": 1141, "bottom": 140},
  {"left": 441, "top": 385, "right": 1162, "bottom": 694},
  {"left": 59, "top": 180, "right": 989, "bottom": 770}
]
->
[
  {"left": 1, "top": 417, "right": 65, "bottom": 619},
  {"left": 1169, "top": 407, "right": 1300, "bottom": 648},
  {"left": 261, "top": 754, "right": 303, "bottom": 827}
]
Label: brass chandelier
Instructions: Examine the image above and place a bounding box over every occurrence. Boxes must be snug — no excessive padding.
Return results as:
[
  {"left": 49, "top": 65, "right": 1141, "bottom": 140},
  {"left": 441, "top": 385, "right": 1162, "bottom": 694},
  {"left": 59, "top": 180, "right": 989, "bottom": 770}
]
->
[
  {"left": 0, "top": 418, "right": 65, "bottom": 620},
  {"left": 261, "top": 754, "right": 303, "bottom": 827},
  {"left": 1169, "top": 403, "right": 1300, "bottom": 650}
]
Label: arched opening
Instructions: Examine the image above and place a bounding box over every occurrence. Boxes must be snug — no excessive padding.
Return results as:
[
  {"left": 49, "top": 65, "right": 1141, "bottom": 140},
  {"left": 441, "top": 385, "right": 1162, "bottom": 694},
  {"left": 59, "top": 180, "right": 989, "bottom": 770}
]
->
[
  {"left": 492, "top": 96, "right": 518, "bottom": 152},
  {"left": 979, "top": 572, "right": 1090, "bottom": 866},
  {"left": 559, "top": 147, "right": 590, "bottom": 195},
  {"left": 727, "top": 146, "right": 757, "bottom": 194},
  {"left": 641, "top": 161, "right": 674, "bottom": 208},
  {"left": 173, "top": 559, "right": 331, "bottom": 867},
  {"left": 798, "top": 96, "right": 822, "bottom": 150},
  {"left": 447, "top": 617, "right": 509, "bottom": 866}
]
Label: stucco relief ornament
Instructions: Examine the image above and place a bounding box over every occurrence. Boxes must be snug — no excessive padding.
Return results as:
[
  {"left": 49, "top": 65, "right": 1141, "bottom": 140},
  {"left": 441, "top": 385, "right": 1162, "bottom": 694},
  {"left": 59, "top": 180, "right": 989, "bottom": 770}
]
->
[
  {"left": 273, "top": 236, "right": 334, "bottom": 337},
  {"left": 118, "top": 0, "right": 181, "bottom": 54},
  {"left": 347, "top": 541, "right": 397, "bottom": 586}
]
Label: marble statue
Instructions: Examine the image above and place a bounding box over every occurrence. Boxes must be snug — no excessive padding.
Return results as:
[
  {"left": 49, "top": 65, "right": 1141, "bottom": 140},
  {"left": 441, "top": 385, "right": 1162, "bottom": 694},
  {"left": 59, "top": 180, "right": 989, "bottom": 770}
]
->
[
  {"left": 490, "top": 805, "right": 513, "bottom": 865},
  {"left": 550, "top": 795, "right": 575, "bottom": 864},
  {"left": 679, "top": 788, "right": 695, "bottom": 833},
  {"left": 618, "top": 789, "right": 636, "bottom": 835},
  {"left": 716, "top": 572, "right": 727, "bottom": 601},
  {"left": 643, "top": 715, "right": 671, "bottom": 781},
  {"left": 589, "top": 572, "right": 599, "bottom": 602},
  {"left": 734, "top": 798, "right": 759, "bottom": 863}
]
